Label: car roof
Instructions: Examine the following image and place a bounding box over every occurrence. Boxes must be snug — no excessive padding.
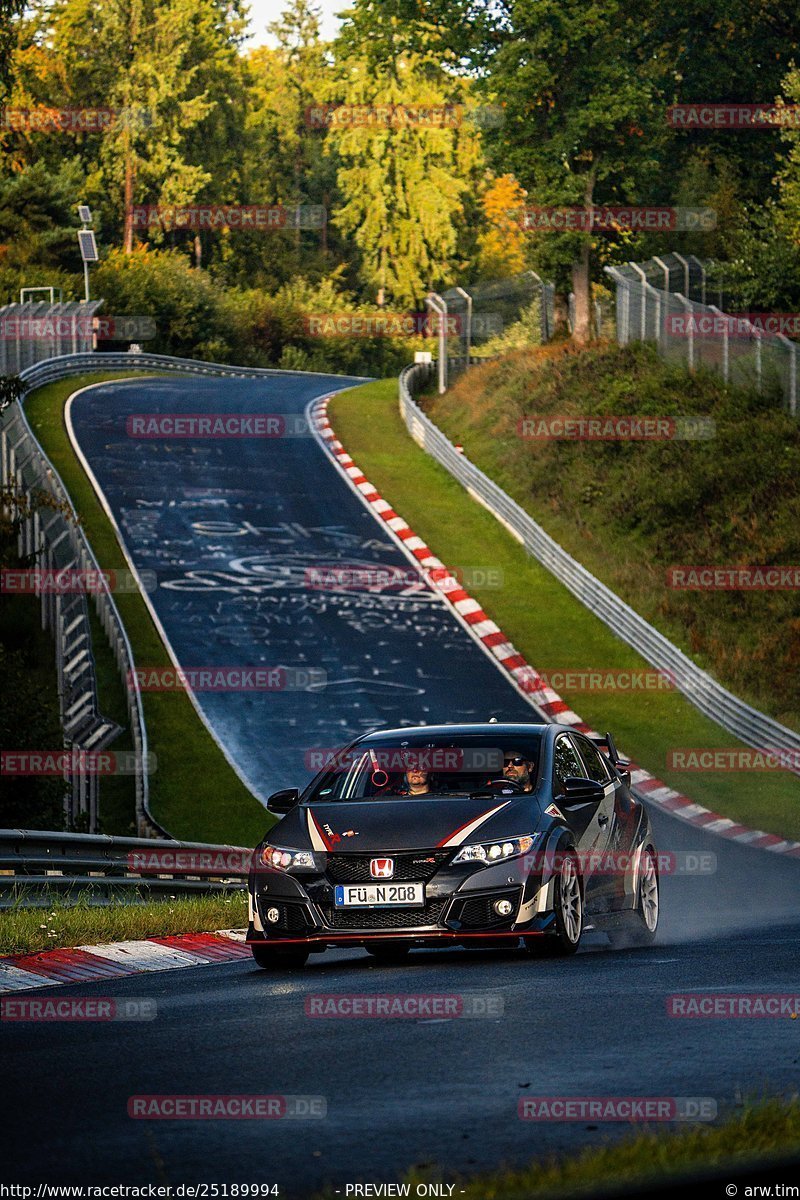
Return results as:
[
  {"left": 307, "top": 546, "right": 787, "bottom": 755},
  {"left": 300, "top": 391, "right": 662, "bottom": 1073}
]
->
[{"left": 352, "top": 722, "right": 550, "bottom": 744}]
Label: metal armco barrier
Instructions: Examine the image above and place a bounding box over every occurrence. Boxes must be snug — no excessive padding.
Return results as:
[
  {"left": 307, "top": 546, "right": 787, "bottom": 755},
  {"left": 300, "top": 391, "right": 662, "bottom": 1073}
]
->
[
  {"left": 399, "top": 362, "right": 800, "bottom": 775},
  {"left": 0, "top": 829, "right": 250, "bottom": 907}
]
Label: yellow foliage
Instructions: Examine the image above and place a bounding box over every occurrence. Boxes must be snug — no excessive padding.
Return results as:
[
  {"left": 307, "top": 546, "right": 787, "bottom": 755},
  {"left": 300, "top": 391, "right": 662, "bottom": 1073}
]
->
[{"left": 477, "top": 173, "right": 528, "bottom": 278}]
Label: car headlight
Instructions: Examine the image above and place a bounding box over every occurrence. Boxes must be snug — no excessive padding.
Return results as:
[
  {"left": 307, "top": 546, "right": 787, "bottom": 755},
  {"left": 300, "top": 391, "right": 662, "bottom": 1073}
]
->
[
  {"left": 452, "top": 833, "right": 539, "bottom": 865},
  {"left": 257, "top": 844, "right": 317, "bottom": 872}
]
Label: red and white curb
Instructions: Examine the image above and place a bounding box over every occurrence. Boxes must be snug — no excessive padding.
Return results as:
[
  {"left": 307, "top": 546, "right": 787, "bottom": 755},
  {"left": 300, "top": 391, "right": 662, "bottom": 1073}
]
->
[
  {"left": 0, "top": 931, "right": 249, "bottom": 994},
  {"left": 311, "top": 395, "right": 800, "bottom": 862}
]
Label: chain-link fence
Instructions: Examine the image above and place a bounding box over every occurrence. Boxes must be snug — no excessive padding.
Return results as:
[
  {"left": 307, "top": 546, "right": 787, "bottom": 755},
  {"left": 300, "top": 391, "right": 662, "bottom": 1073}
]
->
[
  {"left": 605, "top": 254, "right": 797, "bottom": 417},
  {"left": 432, "top": 271, "right": 555, "bottom": 387},
  {"left": 1, "top": 400, "right": 146, "bottom": 835},
  {"left": 0, "top": 301, "right": 101, "bottom": 373},
  {"left": 567, "top": 293, "right": 615, "bottom": 340}
]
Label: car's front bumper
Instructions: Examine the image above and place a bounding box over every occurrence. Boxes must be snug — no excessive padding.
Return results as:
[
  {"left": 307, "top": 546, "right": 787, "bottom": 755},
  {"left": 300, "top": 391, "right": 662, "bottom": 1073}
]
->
[{"left": 247, "top": 854, "right": 556, "bottom": 948}]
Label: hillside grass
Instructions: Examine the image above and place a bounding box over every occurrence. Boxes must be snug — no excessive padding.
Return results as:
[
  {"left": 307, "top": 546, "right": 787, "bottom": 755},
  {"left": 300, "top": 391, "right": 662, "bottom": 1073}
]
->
[
  {"left": 330, "top": 378, "right": 800, "bottom": 839},
  {"left": 426, "top": 341, "right": 800, "bottom": 732}
]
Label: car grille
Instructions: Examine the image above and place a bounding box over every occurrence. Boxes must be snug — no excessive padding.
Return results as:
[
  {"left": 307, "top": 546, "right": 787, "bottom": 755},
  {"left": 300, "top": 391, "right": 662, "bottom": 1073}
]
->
[
  {"left": 320, "top": 898, "right": 449, "bottom": 930},
  {"left": 326, "top": 851, "right": 451, "bottom": 884}
]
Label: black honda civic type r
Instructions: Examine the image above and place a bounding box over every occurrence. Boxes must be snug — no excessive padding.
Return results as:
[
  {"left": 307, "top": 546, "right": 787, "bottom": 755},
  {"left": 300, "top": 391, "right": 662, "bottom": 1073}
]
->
[{"left": 247, "top": 722, "right": 660, "bottom": 966}]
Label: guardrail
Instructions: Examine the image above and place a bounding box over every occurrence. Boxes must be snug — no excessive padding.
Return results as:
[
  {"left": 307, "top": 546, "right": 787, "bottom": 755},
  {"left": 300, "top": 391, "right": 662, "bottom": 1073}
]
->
[
  {"left": 399, "top": 362, "right": 800, "bottom": 774},
  {"left": 19, "top": 350, "right": 371, "bottom": 391},
  {"left": 0, "top": 829, "right": 251, "bottom": 907},
  {"left": 2, "top": 374, "right": 161, "bottom": 836}
]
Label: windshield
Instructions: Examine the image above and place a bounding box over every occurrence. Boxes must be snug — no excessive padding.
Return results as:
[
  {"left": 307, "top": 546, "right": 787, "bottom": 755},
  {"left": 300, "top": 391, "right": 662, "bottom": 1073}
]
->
[{"left": 305, "top": 732, "right": 544, "bottom": 802}]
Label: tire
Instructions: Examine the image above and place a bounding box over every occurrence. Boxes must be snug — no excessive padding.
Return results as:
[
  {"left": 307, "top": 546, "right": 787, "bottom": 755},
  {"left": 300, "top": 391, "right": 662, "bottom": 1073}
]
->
[
  {"left": 526, "top": 847, "right": 583, "bottom": 957},
  {"left": 366, "top": 942, "right": 411, "bottom": 963},
  {"left": 609, "top": 847, "right": 659, "bottom": 949},
  {"left": 251, "top": 943, "right": 309, "bottom": 969}
]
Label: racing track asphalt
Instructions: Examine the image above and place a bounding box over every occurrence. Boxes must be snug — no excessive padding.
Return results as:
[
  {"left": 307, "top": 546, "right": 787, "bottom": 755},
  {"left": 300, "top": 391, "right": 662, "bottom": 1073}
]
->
[
  {"left": 5, "top": 371, "right": 797, "bottom": 1193},
  {"left": 66, "top": 373, "right": 541, "bottom": 799}
]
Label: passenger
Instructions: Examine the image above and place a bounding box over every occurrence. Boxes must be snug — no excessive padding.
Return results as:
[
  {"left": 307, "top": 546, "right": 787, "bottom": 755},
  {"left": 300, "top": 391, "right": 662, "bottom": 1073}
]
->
[
  {"left": 502, "top": 752, "right": 535, "bottom": 793},
  {"left": 403, "top": 765, "right": 432, "bottom": 796}
]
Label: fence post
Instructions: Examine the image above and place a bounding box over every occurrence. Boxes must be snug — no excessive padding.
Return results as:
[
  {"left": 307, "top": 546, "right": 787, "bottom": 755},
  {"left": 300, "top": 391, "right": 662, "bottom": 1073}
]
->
[
  {"left": 676, "top": 295, "right": 694, "bottom": 372},
  {"left": 673, "top": 252, "right": 691, "bottom": 299}
]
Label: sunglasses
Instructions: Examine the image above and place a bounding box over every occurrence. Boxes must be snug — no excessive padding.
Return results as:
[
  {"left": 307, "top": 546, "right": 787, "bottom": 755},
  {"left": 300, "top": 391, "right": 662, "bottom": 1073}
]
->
[{"left": 504, "top": 756, "right": 527, "bottom": 767}]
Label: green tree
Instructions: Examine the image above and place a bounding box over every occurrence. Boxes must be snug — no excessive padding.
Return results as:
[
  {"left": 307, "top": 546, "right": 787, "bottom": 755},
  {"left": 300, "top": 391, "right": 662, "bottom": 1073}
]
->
[
  {"left": 328, "top": 4, "right": 483, "bottom": 307},
  {"left": 486, "top": 0, "right": 664, "bottom": 342},
  {"left": 776, "top": 65, "right": 800, "bottom": 249},
  {"left": 235, "top": 1, "right": 336, "bottom": 289},
  {"left": 6, "top": 0, "right": 248, "bottom": 251},
  {"left": 0, "top": 0, "right": 24, "bottom": 92}
]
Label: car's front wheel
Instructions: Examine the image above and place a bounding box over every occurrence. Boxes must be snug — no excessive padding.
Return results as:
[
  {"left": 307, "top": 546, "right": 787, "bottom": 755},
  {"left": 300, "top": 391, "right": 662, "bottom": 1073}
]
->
[
  {"left": 526, "top": 847, "right": 583, "bottom": 957},
  {"left": 251, "top": 943, "right": 309, "bottom": 969}
]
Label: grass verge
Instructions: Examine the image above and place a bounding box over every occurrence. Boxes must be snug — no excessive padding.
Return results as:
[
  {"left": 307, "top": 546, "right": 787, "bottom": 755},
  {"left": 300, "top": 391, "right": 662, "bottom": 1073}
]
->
[
  {"left": 0, "top": 888, "right": 247, "bottom": 955},
  {"left": 330, "top": 379, "right": 800, "bottom": 840},
  {"left": 366, "top": 1098, "right": 800, "bottom": 1199},
  {"left": 22, "top": 372, "right": 272, "bottom": 846},
  {"left": 427, "top": 342, "right": 800, "bottom": 732}
]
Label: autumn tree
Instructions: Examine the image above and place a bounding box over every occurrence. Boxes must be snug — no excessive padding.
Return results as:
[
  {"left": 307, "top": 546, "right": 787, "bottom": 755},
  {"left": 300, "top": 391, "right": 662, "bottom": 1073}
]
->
[{"left": 476, "top": 172, "right": 527, "bottom": 279}]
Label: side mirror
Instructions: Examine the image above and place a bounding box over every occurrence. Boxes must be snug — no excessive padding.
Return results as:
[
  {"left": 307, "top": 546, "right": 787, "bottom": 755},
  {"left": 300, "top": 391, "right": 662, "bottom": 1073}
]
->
[
  {"left": 560, "top": 776, "right": 605, "bottom": 806},
  {"left": 614, "top": 761, "right": 631, "bottom": 786},
  {"left": 266, "top": 787, "right": 300, "bottom": 814}
]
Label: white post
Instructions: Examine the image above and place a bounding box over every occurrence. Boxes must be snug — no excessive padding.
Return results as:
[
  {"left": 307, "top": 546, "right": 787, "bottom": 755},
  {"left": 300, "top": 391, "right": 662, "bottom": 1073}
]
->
[
  {"left": 425, "top": 293, "right": 448, "bottom": 394},
  {"left": 453, "top": 286, "right": 472, "bottom": 367}
]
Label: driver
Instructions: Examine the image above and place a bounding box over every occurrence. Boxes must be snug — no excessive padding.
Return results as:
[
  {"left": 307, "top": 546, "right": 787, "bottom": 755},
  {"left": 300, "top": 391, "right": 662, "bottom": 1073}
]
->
[{"left": 502, "top": 752, "right": 535, "bottom": 793}]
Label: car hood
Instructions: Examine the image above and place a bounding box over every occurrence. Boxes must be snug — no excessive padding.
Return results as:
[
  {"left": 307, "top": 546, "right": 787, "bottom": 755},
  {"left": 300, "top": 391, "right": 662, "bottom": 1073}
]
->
[{"left": 271, "top": 794, "right": 537, "bottom": 852}]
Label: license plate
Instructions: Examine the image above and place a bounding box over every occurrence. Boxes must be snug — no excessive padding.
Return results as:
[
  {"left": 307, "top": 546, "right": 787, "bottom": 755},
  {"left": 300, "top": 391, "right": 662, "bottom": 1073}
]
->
[{"left": 334, "top": 883, "right": 425, "bottom": 908}]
